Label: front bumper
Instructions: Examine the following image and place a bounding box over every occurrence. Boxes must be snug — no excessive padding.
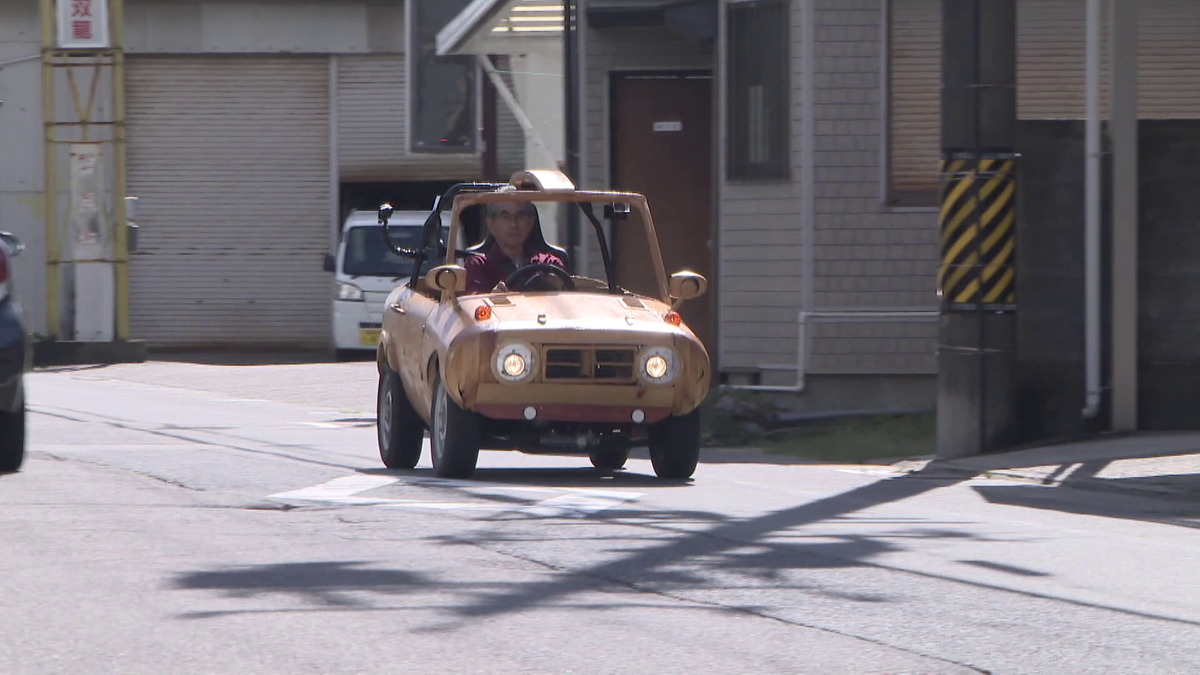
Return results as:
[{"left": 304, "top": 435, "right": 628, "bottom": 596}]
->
[{"left": 333, "top": 300, "right": 384, "bottom": 350}]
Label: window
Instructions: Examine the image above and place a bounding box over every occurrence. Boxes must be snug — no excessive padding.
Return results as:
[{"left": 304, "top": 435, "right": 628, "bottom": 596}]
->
[
  {"left": 727, "top": 0, "right": 790, "bottom": 180},
  {"left": 887, "top": 0, "right": 941, "bottom": 206},
  {"left": 409, "top": 0, "right": 478, "bottom": 154}
]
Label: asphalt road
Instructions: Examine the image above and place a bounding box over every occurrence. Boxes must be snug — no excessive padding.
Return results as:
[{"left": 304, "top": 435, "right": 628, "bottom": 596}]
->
[{"left": 5, "top": 360, "right": 1200, "bottom": 675}]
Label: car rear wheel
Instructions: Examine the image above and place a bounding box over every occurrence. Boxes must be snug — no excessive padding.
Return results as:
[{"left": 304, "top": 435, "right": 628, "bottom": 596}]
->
[
  {"left": 0, "top": 395, "right": 26, "bottom": 474},
  {"left": 430, "top": 375, "right": 481, "bottom": 479},
  {"left": 647, "top": 409, "right": 701, "bottom": 480},
  {"left": 377, "top": 366, "right": 425, "bottom": 470}
]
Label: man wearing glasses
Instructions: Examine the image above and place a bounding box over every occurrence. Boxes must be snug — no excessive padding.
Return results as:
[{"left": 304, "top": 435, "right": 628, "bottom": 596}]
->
[{"left": 464, "top": 201, "right": 567, "bottom": 294}]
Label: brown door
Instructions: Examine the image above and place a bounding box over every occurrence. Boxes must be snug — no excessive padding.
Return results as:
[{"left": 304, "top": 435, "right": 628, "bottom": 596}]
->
[{"left": 611, "top": 73, "right": 714, "bottom": 351}]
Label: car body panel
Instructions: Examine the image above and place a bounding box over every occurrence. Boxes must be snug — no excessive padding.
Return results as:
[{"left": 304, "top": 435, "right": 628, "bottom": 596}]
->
[{"left": 377, "top": 170, "right": 711, "bottom": 451}]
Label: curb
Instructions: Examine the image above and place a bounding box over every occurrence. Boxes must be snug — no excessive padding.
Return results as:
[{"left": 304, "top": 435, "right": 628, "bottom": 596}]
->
[{"left": 33, "top": 340, "right": 148, "bottom": 368}]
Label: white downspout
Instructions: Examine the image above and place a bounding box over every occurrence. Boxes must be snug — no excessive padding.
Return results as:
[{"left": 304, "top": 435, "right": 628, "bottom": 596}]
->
[{"left": 1083, "top": 0, "right": 1103, "bottom": 418}]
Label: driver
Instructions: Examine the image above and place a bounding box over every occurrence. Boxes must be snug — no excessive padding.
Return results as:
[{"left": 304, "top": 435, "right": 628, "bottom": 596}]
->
[{"left": 465, "top": 200, "right": 567, "bottom": 294}]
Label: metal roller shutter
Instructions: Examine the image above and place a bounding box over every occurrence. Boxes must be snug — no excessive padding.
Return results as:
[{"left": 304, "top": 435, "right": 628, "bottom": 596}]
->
[
  {"left": 889, "top": 0, "right": 941, "bottom": 198},
  {"left": 127, "top": 56, "right": 332, "bottom": 347},
  {"left": 337, "top": 54, "right": 482, "bottom": 182},
  {"left": 1019, "top": 0, "right": 1200, "bottom": 119}
]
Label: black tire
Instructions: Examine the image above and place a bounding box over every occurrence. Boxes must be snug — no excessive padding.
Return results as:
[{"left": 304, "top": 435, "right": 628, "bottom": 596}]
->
[
  {"left": 589, "top": 438, "right": 630, "bottom": 471},
  {"left": 429, "top": 375, "right": 481, "bottom": 479},
  {"left": 648, "top": 409, "right": 701, "bottom": 480},
  {"left": 377, "top": 366, "right": 425, "bottom": 470},
  {"left": 0, "top": 397, "right": 26, "bottom": 474}
]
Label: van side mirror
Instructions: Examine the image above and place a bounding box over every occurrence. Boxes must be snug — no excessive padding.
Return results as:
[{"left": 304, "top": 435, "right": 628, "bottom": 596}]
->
[
  {"left": 669, "top": 271, "right": 707, "bottom": 301},
  {"left": 0, "top": 233, "right": 24, "bottom": 257},
  {"left": 323, "top": 253, "right": 335, "bottom": 273}
]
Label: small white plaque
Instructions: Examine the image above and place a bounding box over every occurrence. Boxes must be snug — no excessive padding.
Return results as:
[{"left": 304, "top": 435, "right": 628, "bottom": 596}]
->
[{"left": 653, "top": 121, "right": 683, "bottom": 133}]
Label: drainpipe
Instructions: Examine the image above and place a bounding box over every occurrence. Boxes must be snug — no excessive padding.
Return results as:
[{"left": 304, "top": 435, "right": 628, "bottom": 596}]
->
[{"left": 1082, "top": 0, "right": 1102, "bottom": 419}]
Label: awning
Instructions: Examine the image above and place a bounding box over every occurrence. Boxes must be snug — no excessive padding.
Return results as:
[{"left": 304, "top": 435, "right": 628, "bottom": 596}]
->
[{"left": 437, "top": 0, "right": 565, "bottom": 57}]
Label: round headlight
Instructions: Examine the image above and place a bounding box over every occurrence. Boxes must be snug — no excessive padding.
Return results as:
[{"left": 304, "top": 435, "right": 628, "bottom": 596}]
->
[
  {"left": 645, "top": 355, "right": 669, "bottom": 379},
  {"left": 640, "top": 347, "right": 679, "bottom": 384},
  {"left": 503, "top": 353, "right": 527, "bottom": 378},
  {"left": 495, "top": 343, "right": 536, "bottom": 383}
]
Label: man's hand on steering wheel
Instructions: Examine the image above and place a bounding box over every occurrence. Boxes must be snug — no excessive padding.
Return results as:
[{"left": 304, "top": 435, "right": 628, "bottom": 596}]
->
[{"left": 503, "top": 263, "right": 577, "bottom": 292}]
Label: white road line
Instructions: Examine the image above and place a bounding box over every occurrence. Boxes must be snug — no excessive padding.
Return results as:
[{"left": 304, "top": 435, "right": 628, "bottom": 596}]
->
[
  {"left": 266, "top": 473, "right": 643, "bottom": 517},
  {"left": 300, "top": 422, "right": 343, "bottom": 429},
  {"left": 211, "top": 398, "right": 271, "bottom": 403}
]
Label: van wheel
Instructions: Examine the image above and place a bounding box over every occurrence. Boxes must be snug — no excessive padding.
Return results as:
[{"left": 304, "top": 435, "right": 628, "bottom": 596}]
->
[
  {"left": 429, "top": 375, "right": 481, "bottom": 479},
  {"left": 377, "top": 366, "right": 424, "bottom": 470},
  {"left": 0, "top": 394, "right": 26, "bottom": 474},
  {"left": 647, "top": 409, "right": 701, "bottom": 480}
]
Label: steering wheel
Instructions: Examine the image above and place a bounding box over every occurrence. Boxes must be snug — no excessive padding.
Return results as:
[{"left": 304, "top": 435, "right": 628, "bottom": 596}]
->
[{"left": 504, "top": 263, "right": 577, "bottom": 292}]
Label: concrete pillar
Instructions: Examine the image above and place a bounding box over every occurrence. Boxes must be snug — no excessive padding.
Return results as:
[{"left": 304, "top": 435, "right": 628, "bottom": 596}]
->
[
  {"left": 1110, "top": 0, "right": 1139, "bottom": 431},
  {"left": 936, "top": 0, "right": 1019, "bottom": 458}
]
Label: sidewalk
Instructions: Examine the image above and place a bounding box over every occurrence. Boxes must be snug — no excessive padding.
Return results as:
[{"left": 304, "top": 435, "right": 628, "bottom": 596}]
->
[{"left": 893, "top": 432, "right": 1200, "bottom": 503}]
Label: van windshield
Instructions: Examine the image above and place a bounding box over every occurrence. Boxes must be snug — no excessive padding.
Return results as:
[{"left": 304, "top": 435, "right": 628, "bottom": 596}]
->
[{"left": 343, "top": 225, "right": 447, "bottom": 278}]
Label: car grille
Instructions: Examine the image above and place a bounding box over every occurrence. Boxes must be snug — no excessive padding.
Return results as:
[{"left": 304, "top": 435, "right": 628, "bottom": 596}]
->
[{"left": 543, "top": 346, "right": 636, "bottom": 382}]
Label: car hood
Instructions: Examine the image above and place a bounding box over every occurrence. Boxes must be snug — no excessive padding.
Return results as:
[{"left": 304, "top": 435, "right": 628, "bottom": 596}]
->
[{"left": 468, "top": 291, "right": 677, "bottom": 330}]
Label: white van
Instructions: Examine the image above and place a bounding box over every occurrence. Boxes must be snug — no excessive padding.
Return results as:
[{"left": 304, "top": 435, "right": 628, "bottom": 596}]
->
[{"left": 324, "top": 208, "right": 443, "bottom": 354}]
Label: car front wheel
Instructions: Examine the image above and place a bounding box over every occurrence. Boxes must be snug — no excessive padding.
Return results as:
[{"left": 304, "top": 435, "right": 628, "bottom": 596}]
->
[
  {"left": 377, "top": 366, "right": 425, "bottom": 470},
  {"left": 429, "top": 374, "right": 481, "bottom": 479},
  {"left": 647, "top": 409, "right": 701, "bottom": 480}
]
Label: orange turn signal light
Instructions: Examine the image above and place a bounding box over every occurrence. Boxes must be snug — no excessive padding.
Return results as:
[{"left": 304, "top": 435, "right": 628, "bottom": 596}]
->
[
  {"left": 475, "top": 305, "right": 493, "bottom": 321},
  {"left": 665, "top": 311, "right": 682, "bottom": 326}
]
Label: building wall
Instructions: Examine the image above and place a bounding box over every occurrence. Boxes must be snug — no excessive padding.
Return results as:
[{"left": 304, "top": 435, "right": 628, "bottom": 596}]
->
[
  {"left": 581, "top": 25, "right": 713, "bottom": 279},
  {"left": 719, "top": 0, "right": 938, "bottom": 386},
  {"left": 0, "top": 1, "right": 47, "bottom": 335}
]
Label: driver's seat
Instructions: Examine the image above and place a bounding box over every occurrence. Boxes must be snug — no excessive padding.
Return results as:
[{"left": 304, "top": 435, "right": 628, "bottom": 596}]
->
[{"left": 464, "top": 206, "right": 570, "bottom": 269}]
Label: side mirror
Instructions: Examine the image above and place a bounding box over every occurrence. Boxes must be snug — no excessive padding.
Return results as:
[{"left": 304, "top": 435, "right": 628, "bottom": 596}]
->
[
  {"left": 425, "top": 264, "right": 467, "bottom": 293},
  {"left": 0, "top": 233, "right": 24, "bottom": 258},
  {"left": 323, "top": 253, "right": 335, "bottom": 273},
  {"left": 604, "top": 203, "right": 631, "bottom": 220},
  {"left": 669, "top": 271, "right": 708, "bottom": 301}
]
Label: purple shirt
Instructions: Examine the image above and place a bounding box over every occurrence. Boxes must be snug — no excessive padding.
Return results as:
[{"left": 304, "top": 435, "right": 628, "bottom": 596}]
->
[{"left": 465, "top": 241, "right": 566, "bottom": 294}]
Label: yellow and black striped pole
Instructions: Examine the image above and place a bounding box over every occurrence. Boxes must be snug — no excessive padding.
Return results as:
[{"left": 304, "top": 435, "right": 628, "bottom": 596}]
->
[{"left": 938, "top": 154, "right": 1017, "bottom": 310}]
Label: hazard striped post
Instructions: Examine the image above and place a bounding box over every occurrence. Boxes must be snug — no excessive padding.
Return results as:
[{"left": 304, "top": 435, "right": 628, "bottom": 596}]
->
[{"left": 938, "top": 155, "right": 1017, "bottom": 310}]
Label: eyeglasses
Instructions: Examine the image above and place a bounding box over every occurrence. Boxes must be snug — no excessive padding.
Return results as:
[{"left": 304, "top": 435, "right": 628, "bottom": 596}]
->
[{"left": 491, "top": 211, "right": 534, "bottom": 225}]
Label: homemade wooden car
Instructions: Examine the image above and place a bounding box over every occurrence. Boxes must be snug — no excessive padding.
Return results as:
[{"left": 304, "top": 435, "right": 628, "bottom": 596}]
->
[{"left": 375, "top": 170, "right": 711, "bottom": 480}]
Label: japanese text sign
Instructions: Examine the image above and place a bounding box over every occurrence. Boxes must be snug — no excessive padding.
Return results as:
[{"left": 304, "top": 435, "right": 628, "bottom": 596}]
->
[{"left": 57, "top": 0, "right": 110, "bottom": 50}]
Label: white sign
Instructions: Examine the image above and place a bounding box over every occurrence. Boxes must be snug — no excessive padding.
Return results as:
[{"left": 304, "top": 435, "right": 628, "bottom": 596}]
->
[
  {"left": 57, "top": 0, "right": 110, "bottom": 50},
  {"left": 653, "top": 121, "right": 683, "bottom": 133},
  {"left": 69, "top": 142, "right": 108, "bottom": 258}
]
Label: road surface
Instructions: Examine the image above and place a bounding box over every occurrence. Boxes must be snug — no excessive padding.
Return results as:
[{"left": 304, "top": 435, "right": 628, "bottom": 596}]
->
[{"left": 5, "top": 361, "right": 1199, "bottom": 674}]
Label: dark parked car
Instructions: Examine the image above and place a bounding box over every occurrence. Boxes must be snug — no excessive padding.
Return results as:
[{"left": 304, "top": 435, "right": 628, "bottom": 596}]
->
[{"left": 0, "top": 232, "right": 29, "bottom": 473}]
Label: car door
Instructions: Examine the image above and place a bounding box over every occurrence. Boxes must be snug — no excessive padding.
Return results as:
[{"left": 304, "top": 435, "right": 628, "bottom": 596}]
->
[{"left": 388, "top": 283, "right": 438, "bottom": 420}]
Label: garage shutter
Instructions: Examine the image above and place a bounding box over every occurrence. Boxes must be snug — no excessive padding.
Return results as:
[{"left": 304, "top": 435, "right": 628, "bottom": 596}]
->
[
  {"left": 127, "top": 56, "right": 332, "bottom": 347},
  {"left": 337, "top": 54, "right": 483, "bottom": 182},
  {"left": 889, "top": 0, "right": 941, "bottom": 200},
  {"left": 1018, "top": 0, "right": 1200, "bottom": 119}
]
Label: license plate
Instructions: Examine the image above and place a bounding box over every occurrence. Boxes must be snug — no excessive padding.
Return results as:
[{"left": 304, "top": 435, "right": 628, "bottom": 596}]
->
[{"left": 359, "top": 328, "right": 381, "bottom": 346}]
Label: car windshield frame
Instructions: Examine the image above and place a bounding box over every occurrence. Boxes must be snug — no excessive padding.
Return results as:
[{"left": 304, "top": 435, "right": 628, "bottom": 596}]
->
[{"left": 445, "top": 190, "right": 670, "bottom": 301}]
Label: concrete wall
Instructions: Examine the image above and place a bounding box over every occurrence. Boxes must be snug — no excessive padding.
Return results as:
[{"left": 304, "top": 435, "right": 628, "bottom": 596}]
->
[
  {"left": 126, "top": 0, "right": 405, "bottom": 55},
  {"left": 0, "top": 1, "right": 46, "bottom": 335}
]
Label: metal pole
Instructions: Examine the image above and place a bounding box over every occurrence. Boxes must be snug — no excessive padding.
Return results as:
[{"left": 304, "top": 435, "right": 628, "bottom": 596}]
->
[
  {"left": 111, "top": 0, "right": 130, "bottom": 341},
  {"left": 563, "top": 0, "right": 580, "bottom": 272},
  {"left": 1110, "top": 0, "right": 1139, "bottom": 431},
  {"left": 41, "top": 0, "right": 60, "bottom": 340},
  {"left": 1082, "top": 0, "right": 1102, "bottom": 419}
]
